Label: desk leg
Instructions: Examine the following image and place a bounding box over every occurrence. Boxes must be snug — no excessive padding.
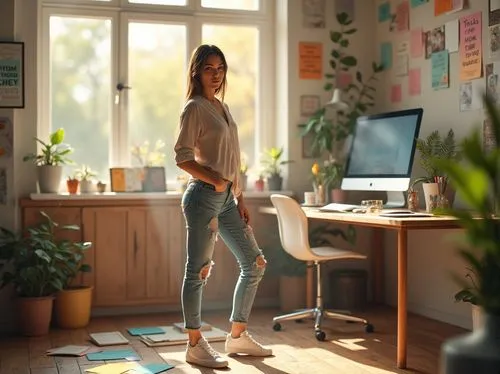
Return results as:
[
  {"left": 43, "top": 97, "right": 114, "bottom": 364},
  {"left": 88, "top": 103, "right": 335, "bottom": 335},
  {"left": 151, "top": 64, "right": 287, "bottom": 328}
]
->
[
  {"left": 397, "top": 228, "right": 408, "bottom": 369},
  {"left": 371, "top": 228, "right": 385, "bottom": 304},
  {"left": 306, "top": 261, "right": 314, "bottom": 309}
]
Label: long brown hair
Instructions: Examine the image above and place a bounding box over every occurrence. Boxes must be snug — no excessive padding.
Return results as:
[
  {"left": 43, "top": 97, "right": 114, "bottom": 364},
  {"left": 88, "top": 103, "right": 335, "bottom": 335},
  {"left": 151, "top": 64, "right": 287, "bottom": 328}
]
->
[{"left": 186, "top": 44, "right": 228, "bottom": 101}]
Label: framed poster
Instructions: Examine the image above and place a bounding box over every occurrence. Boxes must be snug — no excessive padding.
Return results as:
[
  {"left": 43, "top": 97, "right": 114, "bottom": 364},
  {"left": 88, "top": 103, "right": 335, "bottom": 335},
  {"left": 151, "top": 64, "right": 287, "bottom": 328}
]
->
[
  {"left": 300, "top": 95, "right": 320, "bottom": 116},
  {"left": 0, "top": 42, "right": 24, "bottom": 108}
]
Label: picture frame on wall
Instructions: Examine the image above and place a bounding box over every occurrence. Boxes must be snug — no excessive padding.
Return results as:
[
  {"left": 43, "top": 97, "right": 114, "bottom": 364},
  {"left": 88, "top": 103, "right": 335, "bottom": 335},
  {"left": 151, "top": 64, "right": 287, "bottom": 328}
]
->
[
  {"left": 298, "top": 124, "right": 321, "bottom": 159},
  {"left": 0, "top": 41, "right": 24, "bottom": 108},
  {"left": 300, "top": 95, "right": 320, "bottom": 117}
]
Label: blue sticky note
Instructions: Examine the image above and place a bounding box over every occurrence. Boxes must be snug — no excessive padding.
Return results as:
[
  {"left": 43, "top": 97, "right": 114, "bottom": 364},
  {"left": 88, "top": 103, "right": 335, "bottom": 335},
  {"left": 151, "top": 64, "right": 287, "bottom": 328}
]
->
[
  {"left": 410, "top": 0, "right": 428, "bottom": 8},
  {"left": 86, "top": 349, "right": 140, "bottom": 361},
  {"left": 127, "top": 327, "right": 164, "bottom": 336},
  {"left": 380, "top": 42, "right": 392, "bottom": 70},
  {"left": 378, "top": 2, "right": 391, "bottom": 22},
  {"left": 141, "top": 363, "right": 175, "bottom": 373}
]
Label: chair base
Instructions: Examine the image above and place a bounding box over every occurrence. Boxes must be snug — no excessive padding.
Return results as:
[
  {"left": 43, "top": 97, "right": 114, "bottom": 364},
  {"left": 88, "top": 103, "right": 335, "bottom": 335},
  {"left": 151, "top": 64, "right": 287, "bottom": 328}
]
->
[{"left": 272, "top": 307, "right": 373, "bottom": 341}]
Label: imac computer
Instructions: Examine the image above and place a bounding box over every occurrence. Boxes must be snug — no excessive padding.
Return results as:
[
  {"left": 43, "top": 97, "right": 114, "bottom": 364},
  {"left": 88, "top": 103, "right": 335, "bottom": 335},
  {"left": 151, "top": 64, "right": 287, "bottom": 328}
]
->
[{"left": 341, "top": 108, "right": 424, "bottom": 208}]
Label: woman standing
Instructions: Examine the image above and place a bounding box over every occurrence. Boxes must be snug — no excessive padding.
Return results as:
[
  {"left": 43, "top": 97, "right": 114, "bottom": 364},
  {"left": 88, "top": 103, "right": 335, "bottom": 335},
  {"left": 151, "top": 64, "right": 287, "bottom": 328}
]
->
[{"left": 174, "top": 44, "right": 272, "bottom": 369}]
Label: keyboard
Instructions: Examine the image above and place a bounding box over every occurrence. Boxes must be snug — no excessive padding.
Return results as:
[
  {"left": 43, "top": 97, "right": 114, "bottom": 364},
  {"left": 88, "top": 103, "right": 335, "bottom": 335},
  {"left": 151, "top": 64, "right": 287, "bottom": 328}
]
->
[{"left": 318, "top": 203, "right": 360, "bottom": 212}]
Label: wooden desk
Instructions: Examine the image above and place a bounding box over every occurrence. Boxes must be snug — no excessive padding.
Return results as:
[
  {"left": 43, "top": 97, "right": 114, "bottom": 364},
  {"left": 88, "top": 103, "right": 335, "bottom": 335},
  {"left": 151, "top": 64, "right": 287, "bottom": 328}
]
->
[{"left": 259, "top": 206, "right": 461, "bottom": 369}]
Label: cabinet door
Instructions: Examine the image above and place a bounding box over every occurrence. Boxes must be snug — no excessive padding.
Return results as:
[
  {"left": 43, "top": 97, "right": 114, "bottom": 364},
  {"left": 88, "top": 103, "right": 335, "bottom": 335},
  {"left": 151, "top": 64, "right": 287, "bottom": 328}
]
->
[{"left": 83, "top": 207, "right": 128, "bottom": 306}]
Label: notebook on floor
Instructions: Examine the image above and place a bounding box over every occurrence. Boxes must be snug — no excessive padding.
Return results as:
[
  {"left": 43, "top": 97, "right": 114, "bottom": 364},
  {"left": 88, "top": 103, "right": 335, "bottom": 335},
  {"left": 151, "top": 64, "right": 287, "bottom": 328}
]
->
[
  {"left": 140, "top": 326, "right": 227, "bottom": 347},
  {"left": 89, "top": 331, "right": 129, "bottom": 346}
]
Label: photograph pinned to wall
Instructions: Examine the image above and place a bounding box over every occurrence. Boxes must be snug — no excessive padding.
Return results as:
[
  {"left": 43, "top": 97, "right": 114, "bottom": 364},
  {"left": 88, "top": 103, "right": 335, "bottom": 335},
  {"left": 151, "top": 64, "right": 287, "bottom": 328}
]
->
[
  {"left": 431, "top": 50, "right": 449, "bottom": 90},
  {"left": 0, "top": 42, "right": 24, "bottom": 108},
  {"left": 299, "top": 42, "right": 323, "bottom": 79},
  {"left": 486, "top": 62, "right": 499, "bottom": 104},
  {"left": 424, "top": 26, "right": 446, "bottom": 60},
  {"left": 489, "top": 0, "right": 500, "bottom": 26},
  {"left": 300, "top": 95, "right": 321, "bottom": 117},
  {"left": 459, "top": 80, "right": 483, "bottom": 111},
  {"left": 459, "top": 11, "right": 483, "bottom": 81},
  {"left": 395, "top": 0, "right": 410, "bottom": 33},
  {"left": 410, "top": 0, "right": 429, "bottom": 8},
  {"left": 302, "top": 0, "right": 325, "bottom": 28},
  {"left": 410, "top": 28, "right": 424, "bottom": 58},
  {"left": 0, "top": 168, "right": 6, "bottom": 205},
  {"left": 483, "top": 118, "right": 496, "bottom": 154},
  {"left": 489, "top": 24, "right": 500, "bottom": 59},
  {"left": 335, "top": 0, "right": 355, "bottom": 20},
  {"left": 378, "top": 2, "right": 391, "bottom": 23},
  {"left": 395, "top": 41, "right": 409, "bottom": 76},
  {"left": 0, "top": 117, "right": 12, "bottom": 159},
  {"left": 298, "top": 124, "right": 321, "bottom": 159},
  {"left": 445, "top": 19, "right": 459, "bottom": 53}
]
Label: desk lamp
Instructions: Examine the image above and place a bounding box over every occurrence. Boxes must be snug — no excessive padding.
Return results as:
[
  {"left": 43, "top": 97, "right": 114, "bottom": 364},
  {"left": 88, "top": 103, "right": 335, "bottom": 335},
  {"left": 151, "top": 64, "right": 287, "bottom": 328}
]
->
[{"left": 326, "top": 88, "right": 349, "bottom": 111}]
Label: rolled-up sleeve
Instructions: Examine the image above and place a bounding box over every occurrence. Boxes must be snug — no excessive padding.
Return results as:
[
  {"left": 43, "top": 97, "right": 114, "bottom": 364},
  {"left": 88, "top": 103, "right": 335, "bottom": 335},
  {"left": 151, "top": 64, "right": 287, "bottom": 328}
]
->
[{"left": 174, "top": 101, "right": 201, "bottom": 164}]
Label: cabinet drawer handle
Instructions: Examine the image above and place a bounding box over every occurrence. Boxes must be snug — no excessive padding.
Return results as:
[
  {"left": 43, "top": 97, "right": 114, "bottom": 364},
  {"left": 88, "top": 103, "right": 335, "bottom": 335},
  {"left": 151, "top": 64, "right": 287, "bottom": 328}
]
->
[{"left": 134, "top": 231, "right": 138, "bottom": 259}]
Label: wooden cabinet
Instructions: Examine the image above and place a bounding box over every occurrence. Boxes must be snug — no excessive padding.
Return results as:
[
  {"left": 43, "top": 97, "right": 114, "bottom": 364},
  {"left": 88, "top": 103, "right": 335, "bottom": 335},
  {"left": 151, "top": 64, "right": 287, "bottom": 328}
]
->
[{"left": 20, "top": 196, "right": 280, "bottom": 312}]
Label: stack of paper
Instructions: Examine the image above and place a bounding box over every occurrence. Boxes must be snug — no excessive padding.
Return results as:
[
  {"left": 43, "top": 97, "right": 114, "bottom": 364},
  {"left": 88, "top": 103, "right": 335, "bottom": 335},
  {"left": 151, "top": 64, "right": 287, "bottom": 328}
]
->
[
  {"left": 85, "top": 362, "right": 174, "bottom": 373},
  {"left": 46, "top": 345, "right": 94, "bottom": 356},
  {"left": 89, "top": 331, "right": 129, "bottom": 346},
  {"left": 140, "top": 326, "right": 227, "bottom": 347}
]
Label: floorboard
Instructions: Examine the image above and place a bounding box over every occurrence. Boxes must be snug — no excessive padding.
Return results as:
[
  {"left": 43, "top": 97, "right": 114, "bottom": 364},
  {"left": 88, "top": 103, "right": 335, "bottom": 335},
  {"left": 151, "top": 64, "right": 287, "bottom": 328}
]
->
[{"left": 0, "top": 306, "right": 466, "bottom": 374}]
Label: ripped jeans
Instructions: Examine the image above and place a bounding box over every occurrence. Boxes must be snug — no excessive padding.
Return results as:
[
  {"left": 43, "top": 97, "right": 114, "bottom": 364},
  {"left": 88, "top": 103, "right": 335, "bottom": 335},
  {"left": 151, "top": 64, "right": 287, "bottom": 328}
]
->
[{"left": 181, "top": 180, "right": 266, "bottom": 330}]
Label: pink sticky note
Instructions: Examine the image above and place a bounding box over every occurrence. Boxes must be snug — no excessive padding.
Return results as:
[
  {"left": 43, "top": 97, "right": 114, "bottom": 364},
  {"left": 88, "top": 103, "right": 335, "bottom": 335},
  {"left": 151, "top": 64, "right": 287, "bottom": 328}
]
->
[
  {"left": 410, "top": 28, "right": 423, "bottom": 58},
  {"left": 391, "top": 84, "right": 402, "bottom": 103},
  {"left": 409, "top": 68, "right": 421, "bottom": 96},
  {"left": 338, "top": 72, "right": 352, "bottom": 89}
]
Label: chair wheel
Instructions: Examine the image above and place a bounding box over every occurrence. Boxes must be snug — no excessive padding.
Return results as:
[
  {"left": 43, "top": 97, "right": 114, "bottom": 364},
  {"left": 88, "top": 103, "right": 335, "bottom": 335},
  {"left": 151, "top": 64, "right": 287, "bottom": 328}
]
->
[
  {"left": 315, "top": 330, "right": 326, "bottom": 341},
  {"left": 273, "top": 323, "right": 282, "bottom": 331},
  {"left": 365, "top": 323, "right": 374, "bottom": 333}
]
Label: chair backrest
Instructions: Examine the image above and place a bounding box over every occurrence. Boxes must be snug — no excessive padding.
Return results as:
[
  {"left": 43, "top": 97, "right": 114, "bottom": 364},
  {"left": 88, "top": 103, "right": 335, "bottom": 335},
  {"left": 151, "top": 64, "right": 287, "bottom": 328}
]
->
[{"left": 270, "top": 194, "right": 313, "bottom": 261}]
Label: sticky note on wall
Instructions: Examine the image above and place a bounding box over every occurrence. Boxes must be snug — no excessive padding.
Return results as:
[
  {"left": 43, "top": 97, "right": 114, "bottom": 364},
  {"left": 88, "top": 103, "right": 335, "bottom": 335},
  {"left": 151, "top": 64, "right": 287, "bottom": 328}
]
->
[{"left": 380, "top": 42, "right": 393, "bottom": 69}]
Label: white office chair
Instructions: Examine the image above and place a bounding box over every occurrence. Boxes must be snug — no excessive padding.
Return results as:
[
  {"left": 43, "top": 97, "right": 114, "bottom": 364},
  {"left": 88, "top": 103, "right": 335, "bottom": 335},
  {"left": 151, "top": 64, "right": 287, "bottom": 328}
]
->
[{"left": 270, "top": 194, "right": 374, "bottom": 341}]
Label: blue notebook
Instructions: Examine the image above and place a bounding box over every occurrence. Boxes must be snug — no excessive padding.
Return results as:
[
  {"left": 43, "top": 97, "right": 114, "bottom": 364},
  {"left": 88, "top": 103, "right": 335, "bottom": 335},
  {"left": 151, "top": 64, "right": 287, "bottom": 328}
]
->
[
  {"left": 127, "top": 327, "right": 165, "bottom": 336},
  {"left": 86, "top": 349, "right": 140, "bottom": 361},
  {"left": 141, "top": 363, "right": 174, "bottom": 373}
]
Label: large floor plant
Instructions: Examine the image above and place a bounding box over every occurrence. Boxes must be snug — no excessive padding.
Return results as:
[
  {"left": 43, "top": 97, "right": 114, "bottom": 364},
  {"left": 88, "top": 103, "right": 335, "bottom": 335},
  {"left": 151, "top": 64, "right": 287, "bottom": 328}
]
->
[
  {"left": 435, "top": 95, "right": 500, "bottom": 373},
  {"left": 0, "top": 211, "right": 91, "bottom": 335}
]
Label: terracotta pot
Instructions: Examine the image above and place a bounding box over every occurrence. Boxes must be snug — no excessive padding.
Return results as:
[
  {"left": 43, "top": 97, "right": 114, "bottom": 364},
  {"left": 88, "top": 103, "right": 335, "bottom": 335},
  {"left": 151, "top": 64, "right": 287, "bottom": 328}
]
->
[
  {"left": 255, "top": 178, "right": 265, "bottom": 192},
  {"left": 54, "top": 286, "right": 93, "bottom": 329},
  {"left": 66, "top": 179, "right": 79, "bottom": 194},
  {"left": 17, "top": 296, "right": 54, "bottom": 336},
  {"left": 331, "top": 188, "right": 347, "bottom": 203}
]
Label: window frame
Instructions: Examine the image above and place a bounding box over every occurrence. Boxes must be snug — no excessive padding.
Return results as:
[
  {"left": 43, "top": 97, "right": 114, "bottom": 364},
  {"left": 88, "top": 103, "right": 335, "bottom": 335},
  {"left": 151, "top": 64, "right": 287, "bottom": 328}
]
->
[{"left": 39, "top": 0, "right": 274, "bottom": 184}]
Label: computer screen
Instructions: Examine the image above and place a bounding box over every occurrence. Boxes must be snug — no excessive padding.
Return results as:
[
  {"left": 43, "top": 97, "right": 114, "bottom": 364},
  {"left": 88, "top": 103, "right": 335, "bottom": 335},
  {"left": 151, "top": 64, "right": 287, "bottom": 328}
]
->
[{"left": 341, "top": 108, "right": 423, "bottom": 207}]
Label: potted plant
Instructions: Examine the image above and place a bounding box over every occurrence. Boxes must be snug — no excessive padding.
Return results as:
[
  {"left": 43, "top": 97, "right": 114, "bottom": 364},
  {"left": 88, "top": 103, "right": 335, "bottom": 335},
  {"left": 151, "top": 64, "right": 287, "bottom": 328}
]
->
[
  {"left": 414, "top": 129, "right": 462, "bottom": 211},
  {"left": 453, "top": 270, "right": 483, "bottom": 331},
  {"left": 131, "top": 139, "right": 166, "bottom": 192},
  {"left": 261, "top": 146, "right": 293, "bottom": 191},
  {"left": 23, "top": 128, "right": 73, "bottom": 193},
  {"left": 0, "top": 211, "right": 87, "bottom": 336},
  {"left": 76, "top": 164, "right": 97, "bottom": 193},
  {"left": 436, "top": 95, "right": 500, "bottom": 372},
  {"left": 301, "top": 12, "right": 384, "bottom": 174},
  {"left": 66, "top": 174, "right": 79, "bottom": 195},
  {"left": 312, "top": 158, "right": 346, "bottom": 203},
  {"left": 254, "top": 174, "right": 265, "bottom": 192},
  {"left": 53, "top": 225, "right": 92, "bottom": 329}
]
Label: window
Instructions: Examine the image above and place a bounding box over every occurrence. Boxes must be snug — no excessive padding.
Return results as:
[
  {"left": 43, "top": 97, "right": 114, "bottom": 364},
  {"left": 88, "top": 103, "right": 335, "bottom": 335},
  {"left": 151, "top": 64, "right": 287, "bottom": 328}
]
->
[{"left": 40, "top": 0, "right": 272, "bottom": 188}]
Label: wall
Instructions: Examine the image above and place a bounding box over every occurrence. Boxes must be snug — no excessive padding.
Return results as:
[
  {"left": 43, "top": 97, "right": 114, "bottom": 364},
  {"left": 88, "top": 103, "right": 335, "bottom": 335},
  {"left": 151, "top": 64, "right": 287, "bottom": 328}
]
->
[{"left": 373, "top": 1, "right": 490, "bottom": 329}]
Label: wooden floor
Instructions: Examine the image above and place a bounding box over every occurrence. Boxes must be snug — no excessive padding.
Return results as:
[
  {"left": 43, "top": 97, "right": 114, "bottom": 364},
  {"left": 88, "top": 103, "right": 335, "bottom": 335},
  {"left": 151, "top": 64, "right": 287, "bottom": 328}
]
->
[{"left": 0, "top": 306, "right": 466, "bottom": 374}]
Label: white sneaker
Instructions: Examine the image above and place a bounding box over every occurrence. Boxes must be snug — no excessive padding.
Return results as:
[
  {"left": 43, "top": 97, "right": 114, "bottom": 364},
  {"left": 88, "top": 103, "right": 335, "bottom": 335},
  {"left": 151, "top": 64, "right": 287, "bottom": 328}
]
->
[
  {"left": 186, "top": 337, "right": 228, "bottom": 368},
  {"left": 225, "top": 331, "right": 273, "bottom": 356}
]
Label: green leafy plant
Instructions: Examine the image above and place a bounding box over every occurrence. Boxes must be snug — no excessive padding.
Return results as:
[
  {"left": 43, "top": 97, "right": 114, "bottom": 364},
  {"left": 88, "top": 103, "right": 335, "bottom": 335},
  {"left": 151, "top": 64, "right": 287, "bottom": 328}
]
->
[
  {"left": 261, "top": 147, "right": 293, "bottom": 177},
  {"left": 301, "top": 12, "right": 384, "bottom": 157},
  {"left": 432, "top": 94, "right": 500, "bottom": 315},
  {"left": 0, "top": 211, "right": 92, "bottom": 297},
  {"left": 131, "top": 139, "right": 166, "bottom": 167},
  {"left": 311, "top": 158, "right": 344, "bottom": 189},
  {"left": 416, "top": 129, "right": 462, "bottom": 182},
  {"left": 23, "top": 128, "right": 73, "bottom": 166},
  {"left": 75, "top": 164, "right": 97, "bottom": 181}
]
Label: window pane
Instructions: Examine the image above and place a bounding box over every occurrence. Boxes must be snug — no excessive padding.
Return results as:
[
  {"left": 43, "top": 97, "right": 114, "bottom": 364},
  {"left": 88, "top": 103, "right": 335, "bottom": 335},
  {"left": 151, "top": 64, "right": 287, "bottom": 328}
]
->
[
  {"left": 202, "top": 24, "right": 258, "bottom": 171},
  {"left": 128, "top": 0, "right": 187, "bottom": 5},
  {"left": 49, "top": 16, "right": 112, "bottom": 183},
  {"left": 128, "top": 22, "right": 186, "bottom": 184},
  {"left": 201, "top": 0, "right": 259, "bottom": 11}
]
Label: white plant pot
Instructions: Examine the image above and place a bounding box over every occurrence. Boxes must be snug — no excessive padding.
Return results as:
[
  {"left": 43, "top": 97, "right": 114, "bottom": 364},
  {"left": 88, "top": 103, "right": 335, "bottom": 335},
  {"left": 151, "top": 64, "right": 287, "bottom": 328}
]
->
[
  {"left": 80, "top": 180, "right": 95, "bottom": 193},
  {"left": 37, "top": 165, "right": 62, "bottom": 193},
  {"left": 422, "top": 182, "right": 439, "bottom": 212}
]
